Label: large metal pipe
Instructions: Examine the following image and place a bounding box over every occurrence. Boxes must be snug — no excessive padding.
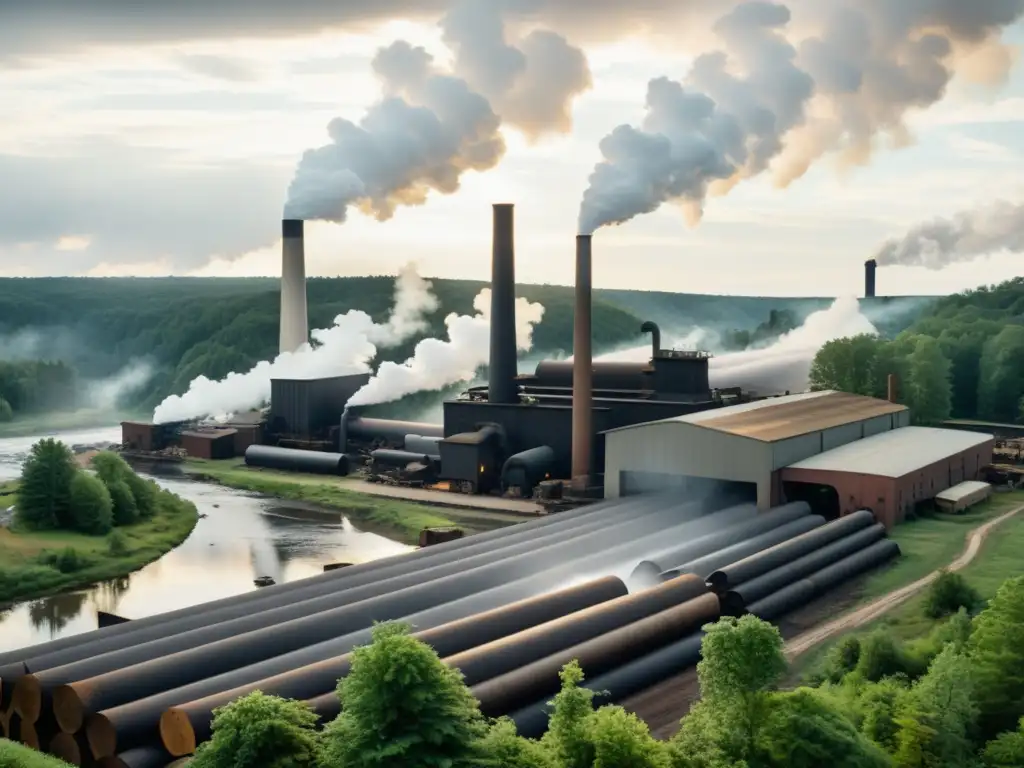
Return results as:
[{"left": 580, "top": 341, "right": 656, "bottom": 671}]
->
[
  {"left": 279, "top": 219, "right": 309, "bottom": 354},
  {"left": 706, "top": 510, "right": 876, "bottom": 593},
  {"left": 864, "top": 258, "right": 877, "bottom": 299},
  {"left": 470, "top": 593, "right": 720, "bottom": 717},
  {"left": 721, "top": 524, "right": 888, "bottom": 616},
  {"left": 746, "top": 539, "right": 901, "bottom": 621},
  {"left": 244, "top": 445, "right": 346, "bottom": 475},
  {"left": 48, "top": 731, "right": 85, "bottom": 766},
  {"left": 510, "top": 631, "right": 705, "bottom": 738},
  {"left": 159, "top": 576, "right": 627, "bottom": 756},
  {"left": 489, "top": 203, "right": 519, "bottom": 404},
  {"left": 97, "top": 746, "right": 181, "bottom": 768},
  {"left": 571, "top": 234, "right": 593, "bottom": 486},
  {"left": 443, "top": 573, "right": 708, "bottom": 687},
  {"left": 369, "top": 449, "right": 435, "bottom": 468},
  {"left": 403, "top": 434, "right": 442, "bottom": 455},
  {"left": 664, "top": 515, "right": 826, "bottom": 580},
  {"left": 81, "top": 501, "right": 718, "bottom": 757},
  {"left": 629, "top": 501, "right": 808, "bottom": 587},
  {"left": 640, "top": 321, "right": 661, "bottom": 358},
  {"left": 345, "top": 416, "right": 444, "bottom": 445}
]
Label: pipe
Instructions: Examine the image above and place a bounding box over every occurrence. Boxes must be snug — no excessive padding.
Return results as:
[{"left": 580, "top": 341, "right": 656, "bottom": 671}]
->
[
  {"left": 159, "top": 576, "right": 627, "bottom": 756},
  {"left": 489, "top": 203, "right": 519, "bottom": 405},
  {"left": 510, "top": 631, "right": 705, "bottom": 738},
  {"left": 369, "top": 449, "right": 435, "bottom": 468},
  {"left": 82, "top": 500, "right": 715, "bottom": 757},
  {"left": 279, "top": 219, "right": 309, "bottom": 354},
  {"left": 244, "top": 445, "right": 346, "bottom": 475},
  {"left": 721, "top": 524, "right": 887, "bottom": 616},
  {"left": 74, "top": 501, "right": 708, "bottom": 756},
  {"left": 705, "top": 510, "right": 876, "bottom": 593},
  {"left": 640, "top": 321, "right": 661, "bottom": 358},
  {"left": 864, "top": 258, "right": 876, "bottom": 299},
  {"left": 442, "top": 573, "right": 708, "bottom": 687},
  {"left": 746, "top": 539, "right": 901, "bottom": 622},
  {"left": 344, "top": 417, "right": 444, "bottom": 445},
  {"left": 305, "top": 691, "right": 339, "bottom": 725},
  {"left": 500, "top": 446, "right": 555, "bottom": 492},
  {"left": 97, "top": 746, "right": 180, "bottom": 768},
  {"left": 571, "top": 234, "right": 593, "bottom": 487},
  {"left": 403, "top": 434, "right": 442, "bottom": 455},
  {"left": 48, "top": 731, "right": 83, "bottom": 766},
  {"left": 887, "top": 373, "right": 898, "bottom": 404},
  {"left": 470, "top": 593, "right": 720, "bottom": 717}
]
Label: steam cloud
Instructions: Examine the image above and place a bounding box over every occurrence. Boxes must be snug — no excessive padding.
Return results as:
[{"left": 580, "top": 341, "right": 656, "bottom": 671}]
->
[
  {"left": 87, "top": 362, "right": 155, "bottom": 411},
  {"left": 578, "top": 0, "right": 1023, "bottom": 234},
  {"left": 873, "top": 199, "right": 1024, "bottom": 269},
  {"left": 152, "top": 266, "right": 545, "bottom": 423},
  {"left": 284, "top": 0, "right": 591, "bottom": 222}
]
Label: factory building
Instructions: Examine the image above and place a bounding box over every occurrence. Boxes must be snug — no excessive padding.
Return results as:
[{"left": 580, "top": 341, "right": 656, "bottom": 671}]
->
[
  {"left": 782, "top": 427, "right": 994, "bottom": 527},
  {"left": 179, "top": 427, "right": 238, "bottom": 460},
  {"left": 603, "top": 390, "right": 910, "bottom": 511}
]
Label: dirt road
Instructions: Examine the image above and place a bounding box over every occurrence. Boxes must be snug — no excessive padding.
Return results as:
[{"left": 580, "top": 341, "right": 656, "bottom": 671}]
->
[{"left": 784, "top": 503, "right": 1024, "bottom": 659}]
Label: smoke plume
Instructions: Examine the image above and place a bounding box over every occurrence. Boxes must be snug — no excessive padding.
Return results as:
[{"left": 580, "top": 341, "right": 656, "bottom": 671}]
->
[
  {"left": 578, "top": 0, "right": 1023, "bottom": 235},
  {"left": 364, "top": 263, "right": 440, "bottom": 344},
  {"left": 873, "top": 199, "right": 1024, "bottom": 269},
  {"left": 285, "top": 0, "right": 590, "bottom": 221},
  {"left": 347, "top": 288, "right": 545, "bottom": 406},
  {"left": 87, "top": 362, "right": 155, "bottom": 411}
]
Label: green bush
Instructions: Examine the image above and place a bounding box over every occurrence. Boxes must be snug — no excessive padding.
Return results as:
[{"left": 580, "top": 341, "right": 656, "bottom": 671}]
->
[
  {"left": 68, "top": 471, "right": 113, "bottom": 535},
  {"left": 924, "top": 571, "right": 983, "bottom": 619},
  {"left": 125, "top": 472, "right": 157, "bottom": 518},
  {"left": 16, "top": 438, "right": 77, "bottom": 530},
  {"left": 0, "top": 737, "right": 75, "bottom": 766},
  {"left": 107, "top": 479, "right": 139, "bottom": 526},
  {"left": 855, "top": 630, "right": 922, "bottom": 682},
  {"left": 107, "top": 529, "right": 130, "bottom": 557},
  {"left": 818, "top": 636, "right": 863, "bottom": 684}
]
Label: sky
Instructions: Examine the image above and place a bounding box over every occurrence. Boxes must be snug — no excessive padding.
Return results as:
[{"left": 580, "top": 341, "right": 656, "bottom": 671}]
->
[{"left": 1, "top": 1, "right": 1023, "bottom": 297}]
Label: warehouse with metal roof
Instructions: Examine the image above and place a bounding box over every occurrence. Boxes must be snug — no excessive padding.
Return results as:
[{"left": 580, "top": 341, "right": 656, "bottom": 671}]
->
[
  {"left": 602, "top": 390, "right": 910, "bottom": 509},
  {"left": 781, "top": 426, "right": 994, "bottom": 527}
]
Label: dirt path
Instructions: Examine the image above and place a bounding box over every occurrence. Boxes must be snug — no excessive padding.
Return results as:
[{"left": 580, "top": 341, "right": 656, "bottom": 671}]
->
[{"left": 784, "top": 503, "right": 1024, "bottom": 660}]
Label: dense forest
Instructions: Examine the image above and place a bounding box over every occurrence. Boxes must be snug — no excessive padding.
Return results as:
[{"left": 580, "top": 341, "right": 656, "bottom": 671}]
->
[
  {"left": 0, "top": 277, "right": 899, "bottom": 420},
  {"left": 809, "top": 278, "right": 1024, "bottom": 425}
]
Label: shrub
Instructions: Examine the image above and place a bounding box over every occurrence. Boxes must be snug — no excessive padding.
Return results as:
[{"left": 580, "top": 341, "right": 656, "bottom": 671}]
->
[
  {"left": 819, "top": 636, "right": 863, "bottom": 684},
  {"left": 924, "top": 571, "right": 983, "bottom": 619},
  {"left": 855, "top": 631, "right": 921, "bottom": 682},
  {"left": 0, "top": 737, "right": 76, "bottom": 766},
  {"left": 107, "top": 530, "right": 130, "bottom": 557},
  {"left": 107, "top": 480, "right": 139, "bottom": 526},
  {"left": 68, "top": 471, "right": 113, "bottom": 535},
  {"left": 16, "top": 438, "right": 77, "bottom": 530},
  {"left": 125, "top": 472, "right": 157, "bottom": 518},
  {"left": 55, "top": 547, "right": 91, "bottom": 574}
]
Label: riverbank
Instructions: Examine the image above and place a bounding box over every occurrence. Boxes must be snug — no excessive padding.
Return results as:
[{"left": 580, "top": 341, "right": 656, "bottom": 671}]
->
[
  {"left": 0, "top": 410, "right": 141, "bottom": 439},
  {"left": 184, "top": 459, "right": 463, "bottom": 546},
  {"left": 0, "top": 480, "right": 199, "bottom": 605}
]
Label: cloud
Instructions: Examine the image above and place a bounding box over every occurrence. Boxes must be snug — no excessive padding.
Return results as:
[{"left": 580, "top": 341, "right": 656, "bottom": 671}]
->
[{"left": 172, "top": 54, "right": 265, "bottom": 82}]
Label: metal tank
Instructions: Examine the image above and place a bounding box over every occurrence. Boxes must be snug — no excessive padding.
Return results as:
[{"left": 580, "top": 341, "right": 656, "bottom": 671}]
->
[{"left": 244, "top": 445, "right": 346, "bottom": 475}]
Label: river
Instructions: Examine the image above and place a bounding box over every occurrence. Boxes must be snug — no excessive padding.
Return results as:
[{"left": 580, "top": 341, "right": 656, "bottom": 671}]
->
[{"left": 0, "top": 426, "right": 413, "bottom": 654}]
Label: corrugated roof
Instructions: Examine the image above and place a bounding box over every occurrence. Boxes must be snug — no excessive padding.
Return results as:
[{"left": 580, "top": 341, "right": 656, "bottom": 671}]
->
[
  {"left": 181, "top": 428, "right": 238, "bottom": 440},
  {"left": 784, "top": 426, "right": 993, "bottom": 478},
  {"left": 935, "top": 480, "right": 991, "bottom": 503},
  {"left": 604, "top": 390, "right": 906, "bottom": 442}
]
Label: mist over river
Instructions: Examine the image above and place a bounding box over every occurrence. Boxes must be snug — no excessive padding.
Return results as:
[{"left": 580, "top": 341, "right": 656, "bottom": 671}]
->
[{"left": 0, "top": 426, "right": 412, "bottom": 653}]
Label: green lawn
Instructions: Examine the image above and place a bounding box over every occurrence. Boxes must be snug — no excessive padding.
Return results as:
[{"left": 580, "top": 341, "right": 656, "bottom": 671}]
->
[{"left": 185, "top": 459, "right": 455, "bottom": 546}]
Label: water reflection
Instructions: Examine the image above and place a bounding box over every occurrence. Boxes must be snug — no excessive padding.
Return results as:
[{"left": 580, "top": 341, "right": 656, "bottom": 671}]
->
[{"left": 0, "top": 428, "right": 414, "bottom": 654}]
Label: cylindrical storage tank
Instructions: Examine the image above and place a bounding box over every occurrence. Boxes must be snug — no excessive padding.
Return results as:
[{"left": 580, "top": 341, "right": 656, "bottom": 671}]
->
[
  {"left": 403, "top": 434, "right": 442, "bottom": 456},
  {"left": 721, "top": 524, "right": 887, "bottom": 616},
  {"left": 510, "top": 631, "right": 705, "bottom": 738},
  {"left": 159, "top": 576, "right": 627, "bottom": 756},
  {"left": 470, "top": 593, "right": 720, "bottom": 717},
  {"left": 746, "top": 539, "right": 901, "bottom": 622},
  {"left": 705, "top": 510, "right": 875, "bottom": 593},
  {"left": 369, "top": 449, "right": 434, "bottom": 468},
  {"left": 244, "top": 445, "right": 346, "bottom": 475},
  {"left": 501, "top": 446, "right": 555, "bottom": 494},
  {"left": 346, "top": 417, "right": 443, "bottom": 445}
]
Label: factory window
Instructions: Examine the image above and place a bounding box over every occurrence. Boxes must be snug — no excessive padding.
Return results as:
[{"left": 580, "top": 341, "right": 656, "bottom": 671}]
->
[{"left": 782, "top": 481, "right": 839, "bottom": 520}]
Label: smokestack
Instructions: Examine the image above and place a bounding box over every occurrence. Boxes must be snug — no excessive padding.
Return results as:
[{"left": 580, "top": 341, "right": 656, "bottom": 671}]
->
[
  {"left": 864, "top": 259, "right": 877, "bottom": 299},
  {"left": 572, "top": 234, "right": 593, "bottom": 488},
  {"left": 887, "top": 373, "right": 898, "bottom": 404},
  {"left": 641, "top": 321, "right": 661, "bottom": 359},
  {"left": 279, "top": 219, "right": 309, "bottom": 354},
  {"left": 489, "top": 204, "right": 519, "bottom": 404}
]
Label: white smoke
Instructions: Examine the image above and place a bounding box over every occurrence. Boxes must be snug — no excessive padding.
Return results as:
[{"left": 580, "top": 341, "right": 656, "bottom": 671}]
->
[
  {"left": 87, "top": 362, "right": 155, "bottom": 411},
  {"left": 578, "top": 0, "right": 1023, "bottom": 234},
  {"left": 151, "top": 264, "right": 441, "bottom": 423},
  {"left": 347, "top": 288, "right": 545, "bottom": 406},
  {"left": 284, "top": 0, "right": 590, "bottom": 221},
  {"left": 873, "top": 199, "right": 1024, "bottom": 269}
]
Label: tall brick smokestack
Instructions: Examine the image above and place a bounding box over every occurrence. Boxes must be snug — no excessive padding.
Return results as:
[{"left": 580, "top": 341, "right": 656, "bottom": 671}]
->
[
  {"left": 489, "top": 204, "right": 518, "bottom": 404},
  {"left": 572, "top": 234, "right": 593, "bottom": 488},
  {"left": 280, "top": 219, "right": 309, "bottom": 354},
  {"left": 864, "top": 259, "right": 877, "bottom": 299}
]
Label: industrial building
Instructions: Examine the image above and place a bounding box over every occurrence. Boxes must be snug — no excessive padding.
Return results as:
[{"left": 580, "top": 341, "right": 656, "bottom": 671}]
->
[{"left": 603, "top": 391, "right": 994, "bottom": 528}]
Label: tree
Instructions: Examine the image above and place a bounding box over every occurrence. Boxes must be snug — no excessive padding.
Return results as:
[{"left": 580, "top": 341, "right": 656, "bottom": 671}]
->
[
  {"left": 189, "top": 691, "right": 320, "bottom": 768},
  {"left": 107, "top": 480, "right": 139, "bottom": 526},
  {"left": 906, "top": 336, "right": 952, "bottom": 425},
  {"left": 477, "top": 718, "right": 555, "bottom": 768},
  {"left": 923, "top": 572, "right": 982, "bottom": 619},
  {"left": 970, "top": 576, "right": 1024, "bottom": 739},
  {"left": 809, "top": 335, "right": 882, "bottom": 395},
  {"left": 125, "top": 472, "right": 157, "bottom": 518},
  {"left": 320, "top": 622, "right": 486, "bottom": 768},
  {"left": 16, "top": 438, "right": 77, "bottom": 530},
  {"left": 982, "top": 717, "right": 1024, "bottom": 767},
  {"left": 856, "top": 677, "right": 910, "bottom": 752},
  {"left": 543, "top": 661, "right": 598, "bottom": 768},
  {"left": 978, "top": 325, "right": 1024, "bottom": 423},
  {"left": 68, "top": 471, "right": 114, "bottom": 535},
  {"left": 899, "top": 647, "right": 978, "bottom": 766},
  {"left": 588, "top": 706, "right": 671, "bottom": 768}
]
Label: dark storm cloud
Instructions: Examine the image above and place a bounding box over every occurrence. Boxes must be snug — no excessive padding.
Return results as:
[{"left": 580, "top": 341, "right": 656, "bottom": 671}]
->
[{"left": 0, "top": 139, "right": 289, "bottom": 273}]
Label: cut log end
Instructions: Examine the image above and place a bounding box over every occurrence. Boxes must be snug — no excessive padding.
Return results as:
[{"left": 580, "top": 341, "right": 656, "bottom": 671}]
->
[
  {"left": 160, "top": 707, "right": 197, "bottom": 758},
  {"left": 53, "top": 683, "right": 86, "bottom": 734}
]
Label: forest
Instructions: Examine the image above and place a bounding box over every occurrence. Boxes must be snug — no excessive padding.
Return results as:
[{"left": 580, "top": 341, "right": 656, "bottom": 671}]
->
[{"left": 809, "top": 278, "right": 1024, "bottom": 425}]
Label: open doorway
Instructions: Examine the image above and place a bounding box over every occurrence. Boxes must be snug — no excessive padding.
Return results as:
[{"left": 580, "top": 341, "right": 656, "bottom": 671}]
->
[
  {"left": 783, "top": 480, "right": 840, "bottom": 520},
  {"left": 619, "top": 470, "right": 757, "bottom": 508}
]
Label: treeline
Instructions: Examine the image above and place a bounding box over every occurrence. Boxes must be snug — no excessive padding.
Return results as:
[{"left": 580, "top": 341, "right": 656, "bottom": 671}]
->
[
  {"left": 721, "top": 308, "right": 799, "bottom": 351},
  {"left": 0, "top": 360, "right": 78, "bottom": 422},
  {"left": 78, "top": 571, "right": 1017, "bottom": 768},
  {"left": 809, "top": 278, "right": 1024, "bottom": 424}
]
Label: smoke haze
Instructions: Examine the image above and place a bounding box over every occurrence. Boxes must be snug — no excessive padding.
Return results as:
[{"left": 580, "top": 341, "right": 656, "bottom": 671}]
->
[
  {"left": 578, "top": 0, "right": 1023, "bottom": 235},
  {"left": 285, "top": 0, "right": 590, "bottom": 222},
  {"left": 873, "top": 199, "right": 1024, "bottom": 269},
  {"left": 86, "top": 362, "right": 155, "bottom": 411}
]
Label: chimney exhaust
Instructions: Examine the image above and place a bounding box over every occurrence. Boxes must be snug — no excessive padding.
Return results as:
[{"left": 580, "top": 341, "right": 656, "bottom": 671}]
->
[
  {"left": 571, "top": 234, "right": 593, "bottom": 488},
  {"left": 641, "top": 320, "right": 661, "bottom": 359},
  {"left": 887, "top": 373, "right": 898, "bottom": 404},
  {"left": 864, "top": 259, "right": 877, "bottom": 299},
  {"left": 279, "top": 219, "right": 309, "bottom": 354},
  {"left": 489, "top": 204, "right": 519, "bottom": 404}
]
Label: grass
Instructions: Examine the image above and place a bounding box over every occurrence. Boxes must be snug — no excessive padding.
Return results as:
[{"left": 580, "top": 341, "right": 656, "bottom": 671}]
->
[
  {"left": 0, "top": 481, "right": 199, "bottom": 605},
  {"left": 0, "top": 409, "right": 144, "bottom": 439},
  {"left": 185, "top": 459, "right": 455, "bottom": 546},
  {"left": 0, "top": 739, "right": 72, "bottom": 767}
]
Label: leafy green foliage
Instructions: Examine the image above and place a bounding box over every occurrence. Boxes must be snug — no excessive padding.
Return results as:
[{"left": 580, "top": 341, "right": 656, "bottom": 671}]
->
[
  {"left": 0, "top": 737, "right": 75, "bottom": 766},
  {"left": 982, "top": 717, "right": 1024, "bottom": 767},
  {"left": 16, "top": 438, "right": 77, "bottom": 530},
  {"left": 924, "top": 571, "right": 983, "bottom": 619},
  {"left": 588, "top": 706, "right": 670, "bottom": 768},
  {"left": 190, "top": 691, "right": 320, "bottom": 768},
  {"left": 970, "top": 576, "right": 1024, "bottom": 739},
  {"left": 543, "top": 661, "right": 598, "bottom": 768},
  {"left": 107, "top": 480, "right": 139, "bottom": 526},
  {"left": 477, "top": 718, "right": 556, "bottom": 768},
  {"left": 68, "top": 472, "right": 114, "bottom": 535},
  {"left": 0, "top": 360, "right": 78, "bottom": 418},
  {"left": 855, "top": 630, "right": 921, "bottom": 683},
  {"left": 107, "top": 529, "right": 130, "bottom": 557}
]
